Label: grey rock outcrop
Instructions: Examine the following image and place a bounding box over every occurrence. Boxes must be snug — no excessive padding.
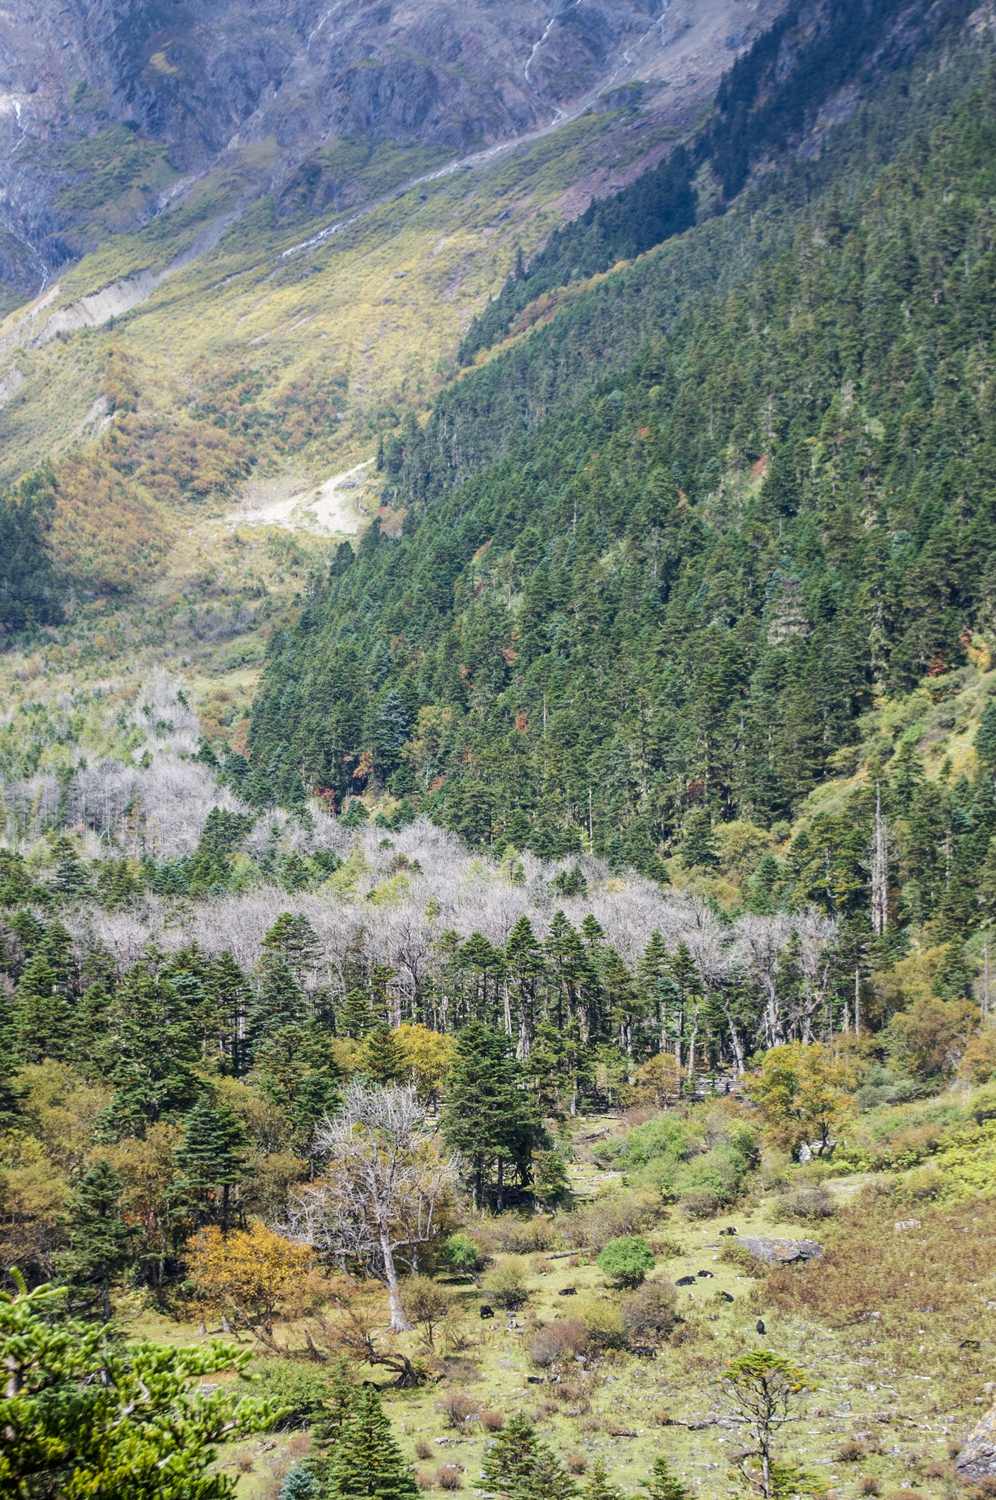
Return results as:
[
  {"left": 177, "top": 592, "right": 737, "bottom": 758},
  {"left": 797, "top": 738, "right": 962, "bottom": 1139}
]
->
[
  {"left": 956, "top": 1404, "right": 996, "bottom": 1479},
  {"left": 0, "top": 0, "right": 786, "bottom": 299},
  {"left": 733, "top": 1236, "right": 824, "bottom": 1265}
]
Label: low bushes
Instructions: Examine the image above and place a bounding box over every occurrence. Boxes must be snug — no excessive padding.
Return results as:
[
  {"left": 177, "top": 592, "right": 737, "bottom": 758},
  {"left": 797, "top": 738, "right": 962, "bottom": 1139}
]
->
[
  {"left": 620, "top": 1279, "right": 678, "bottom": 1343},
  {"left": 776, "top": 1185, "right": 837, "bottom": 1222},
  {"left": 529, "top": 1318, "right": 589, "bottom": 1367},
  {"left": 476, "top": 1215, "right": 559, "bottom": 1255},
  {"left": 482, "top": 1257, "right": 529, "bottom": 1309},
  {"left": 597, "top": 1234, "right": 655, "bottom": 1288},
  {"left": 438, "top": 1391, "right": 479, "bottom": 1429},
  {"left": 573, "top": 1293, "right": 626, "bottom": 1349},
  {"left": 559, "top": 1190, "right": 660, "bottom": 1253},
  {"left": 594, "top": 1109, "right": 760, "bottom": 1214},
  {"left": 761, "top": 1194, "right": 996, "bottom": 1337}
]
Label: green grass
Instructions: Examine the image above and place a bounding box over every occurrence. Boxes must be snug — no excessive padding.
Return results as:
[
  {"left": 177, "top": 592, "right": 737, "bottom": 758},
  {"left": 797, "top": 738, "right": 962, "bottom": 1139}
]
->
[{"left": 125, "top": 1159, "right": 991, "bottom": 1500}]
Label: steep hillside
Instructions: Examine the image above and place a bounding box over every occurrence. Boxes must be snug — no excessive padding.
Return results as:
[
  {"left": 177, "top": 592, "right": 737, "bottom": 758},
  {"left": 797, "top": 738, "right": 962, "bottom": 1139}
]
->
[
  {"left": 248, "top": 0, "right": 996, "bottom": 871},
  {"left": 0, "top": 0, "right": 784, "bottom": 305}
]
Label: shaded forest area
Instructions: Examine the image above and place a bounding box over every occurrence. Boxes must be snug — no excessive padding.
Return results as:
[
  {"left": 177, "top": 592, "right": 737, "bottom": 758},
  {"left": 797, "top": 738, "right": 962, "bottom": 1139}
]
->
[{"left": 457, "top": 0, "right": 969, "bottom": 365}]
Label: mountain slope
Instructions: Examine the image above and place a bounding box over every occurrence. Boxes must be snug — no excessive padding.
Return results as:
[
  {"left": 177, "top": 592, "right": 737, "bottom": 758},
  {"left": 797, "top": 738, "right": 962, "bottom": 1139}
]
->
[
  {"left": 0, "top": 0, "right": 785, "bottom": 305},
  {"left": 246, "top": 0, "right": 996, "bottom": 885}
]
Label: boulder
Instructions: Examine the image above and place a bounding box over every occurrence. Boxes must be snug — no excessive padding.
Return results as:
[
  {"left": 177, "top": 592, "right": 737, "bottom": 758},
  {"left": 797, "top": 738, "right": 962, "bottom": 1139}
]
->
[
  {"left": 957, "top": 1404, "right": 996, "bottom": 1479},
  {"left": 733, "top": 1235, "right": 824, "bottom": 1265}
]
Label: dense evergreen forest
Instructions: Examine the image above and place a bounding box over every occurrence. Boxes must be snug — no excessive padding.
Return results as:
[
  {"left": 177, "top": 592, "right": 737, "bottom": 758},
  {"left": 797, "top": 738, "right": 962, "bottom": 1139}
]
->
[
  {"left": 0, "top": 468, "right": 62, "bottom": 636},
  {"left": 457, "top": 0, "right": 958, "bottom": 366},
  {"left": 248, "top": 6, "right": 996, "bottom": 910}
]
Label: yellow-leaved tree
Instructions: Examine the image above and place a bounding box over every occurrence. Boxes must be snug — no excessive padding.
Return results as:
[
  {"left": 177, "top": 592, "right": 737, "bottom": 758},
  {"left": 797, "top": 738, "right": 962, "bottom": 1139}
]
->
[
  {"left": 743, "top": 1043, "right": 854, "bottom": 1159},
  {"left": 185, "top": 1219, "right": 313, "bottom": 1332},
  {"left": 395, "top": 1024, "right": 456, "bottom": 1108}
]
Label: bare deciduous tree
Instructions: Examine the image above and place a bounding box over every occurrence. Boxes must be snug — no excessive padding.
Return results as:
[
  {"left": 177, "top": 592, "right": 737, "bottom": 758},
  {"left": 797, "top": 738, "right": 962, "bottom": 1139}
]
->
[{"left": 286, "top": 1082, "right": 456, "bottom": 1332}]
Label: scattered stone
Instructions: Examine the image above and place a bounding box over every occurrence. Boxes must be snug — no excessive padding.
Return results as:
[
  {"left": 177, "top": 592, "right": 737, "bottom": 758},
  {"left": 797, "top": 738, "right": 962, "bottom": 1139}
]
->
[
  {"left": 894, "top": 1219, "right": 922, "bottom": 1232},
  {"left": 734, "top": 1236, "right": 824, "bottom": 1265}
]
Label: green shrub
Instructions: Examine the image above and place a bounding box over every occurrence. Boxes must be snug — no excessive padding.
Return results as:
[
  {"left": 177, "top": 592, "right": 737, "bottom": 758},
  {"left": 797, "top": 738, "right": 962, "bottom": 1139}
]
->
[
  {"left": 596, "top": 1235, "right": 656, "bottom": 1288},
  {"left": 594, "top": 1115, "right": 698, "bottom": 1171},
  {"left": 482, "top": 1257, "right": 529, "bottom": 1309},
  {"left": 574, "top": 1293, "right": 626, "bottom": 1349},
  {"left": 235, "top": 1358, "right": 346, "bottom": 1429},
  {"left": 445, "top": 1233, "right": 485, "bottom": 1276}
]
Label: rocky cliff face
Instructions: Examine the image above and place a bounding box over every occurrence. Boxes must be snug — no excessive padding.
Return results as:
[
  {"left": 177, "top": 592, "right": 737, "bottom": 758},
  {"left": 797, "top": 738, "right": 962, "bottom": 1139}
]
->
[{"left": 0, "top": 0, "right": 781, "bottom": 299}]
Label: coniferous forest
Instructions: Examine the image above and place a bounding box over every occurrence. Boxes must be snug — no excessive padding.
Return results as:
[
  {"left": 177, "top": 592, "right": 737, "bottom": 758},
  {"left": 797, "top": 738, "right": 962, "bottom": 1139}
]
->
[{"left": 9, "top": 0, "right": 996, "bottom": 1496}]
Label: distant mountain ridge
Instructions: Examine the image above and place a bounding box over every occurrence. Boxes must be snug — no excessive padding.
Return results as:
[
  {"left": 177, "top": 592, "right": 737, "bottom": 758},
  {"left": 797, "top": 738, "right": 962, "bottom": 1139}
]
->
[{"left": 0, "top": 0, "right": 784, "bottom": 303}]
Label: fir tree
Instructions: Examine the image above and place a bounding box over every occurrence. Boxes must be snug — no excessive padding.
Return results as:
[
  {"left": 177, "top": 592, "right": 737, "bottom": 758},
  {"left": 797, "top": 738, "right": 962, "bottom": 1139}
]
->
[
  {"left": 307, "top": 1357, "right": 357, "bottom": 1490},
  {"left": 209, "top": 949, "right": 252, "bottom": 1075},
  {"left": 247, "top": 953, "right": 308, "bottom": 1059},
  {"left": 282, "top": 1467, "right": 320, "bottom": 1500},
  {"left": 977, "top": 702, "right": 996, "bottom": 790},
  {"left": 480, "top": 1412, "right": 576, "bottom": 1500},
  {"left": 174, "top": 1096, "right": 247, "bottom": 1231},
  {"left": 641, "top": 1458, "right": 691, "bottom": 1500},
  {"left": 14, "top": 952, "right": 71, "bottom": 1063},
  {"left": 338, "top": 987, "right": 374, "bottom": 1039},
  {"left": 679, "top": 808, "right": 718, "bottom": 870},
  {"left": 99, "top": 964, "right": 201, "bottom": 1137},
  {"left": 58, "top": 1158, "right": 139, "bottom": 1322},
  {"left": 583, "top": 1459, "right": 625, "bottom": 1500},
  {"left": 263, "top": 912, "right": 321, "bottom": 977},
  {"left": 49, "top": 836, "right": 92, "bottom": 899},
  {"left": 440, "top": 1021, "right": 539, "bottom": 1210},
  {"left": 323, "top": 1382, "right": 420, "bottom": 1500},
  {"left": 251, "top": 1021, "right": 342, "bottom": 1147},
  {"left": 364, "top": 1024, "right": 406, "bottom": 1085},
  {"left": 552, "top": 863, "right": 588, "bottom": 898}
]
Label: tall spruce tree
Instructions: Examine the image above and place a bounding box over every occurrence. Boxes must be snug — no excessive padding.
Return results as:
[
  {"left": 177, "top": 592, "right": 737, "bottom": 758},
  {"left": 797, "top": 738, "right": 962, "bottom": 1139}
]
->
[
  {"left": 307, "top": 1357, "right": 357, "bottom": 1491},
  {"left": 99, "top": 963, "right": 201, "bottom": 1137},
  {"left": 14, "top": 952, "right": 71, "bottom": 1063},
  {"left": 338, "top": 986, "right": 374, "bottom": 1039},
  {"left": 247, "top": 953, "right": 308, "bottom": 1061},
  {"left": 58, "top": 1158, "right": 138, "bottom": 1322},
  {"left": 641, "top": 1459, "right": 691, "bottom": 1500},
  {"left": 174, "top": 1096, "right": 247, "bottom": 1231},
  {"left": 209, "top": 949, "right": 252, "bottom": 1075},
  {"left": 323, "top": 1382, "right": 420, "bottom": 1500},
  {"left": 262, "top": 912, "right": 321, "bottom": 978},
  {"left": 480, "top": 1413, "right": 576, "bottom": 1500},
  {"left": 251, "top": 1021, "right": 342, "bottom": 1148},
  {"left": 441, "top": 1021, "right": 539, "bottom": 1208},
  {"left": 364, "top": 1025, "right": 406, "bottom": 1085}
]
